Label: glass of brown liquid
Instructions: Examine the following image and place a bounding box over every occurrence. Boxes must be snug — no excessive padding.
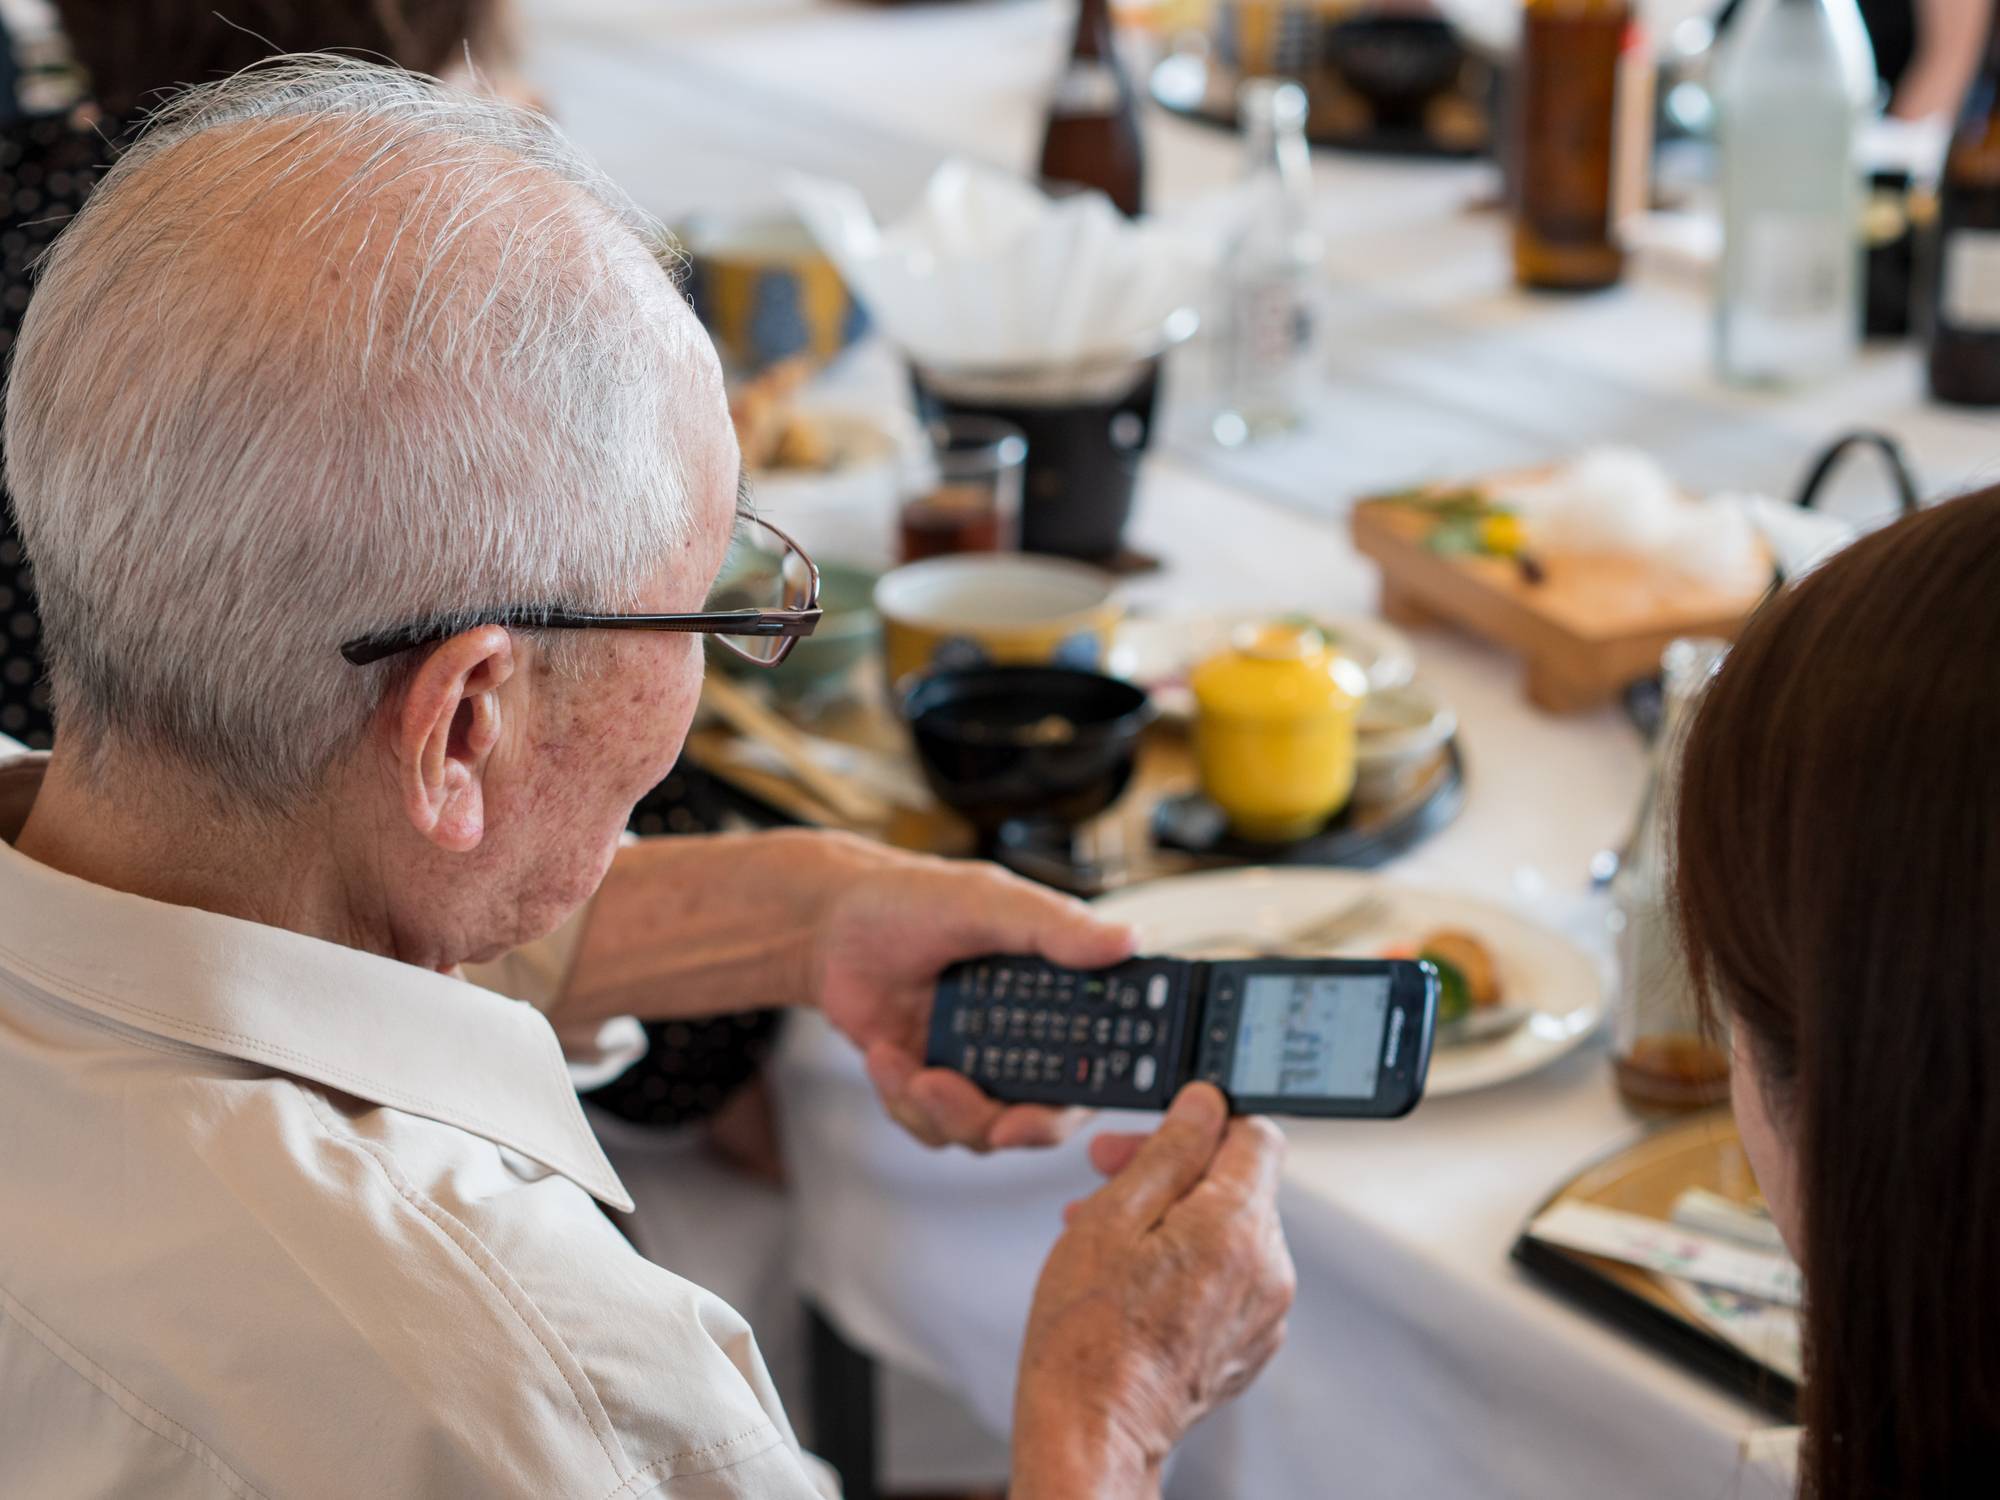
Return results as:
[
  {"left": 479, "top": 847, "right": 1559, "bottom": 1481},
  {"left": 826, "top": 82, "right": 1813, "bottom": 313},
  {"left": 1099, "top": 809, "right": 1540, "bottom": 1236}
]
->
[
  {"left": 899, "top": 417, "right": 1027, "bottom": 564},
  {"left": 1609, "top": 638, "right": 1731, "bottom": 1114}
]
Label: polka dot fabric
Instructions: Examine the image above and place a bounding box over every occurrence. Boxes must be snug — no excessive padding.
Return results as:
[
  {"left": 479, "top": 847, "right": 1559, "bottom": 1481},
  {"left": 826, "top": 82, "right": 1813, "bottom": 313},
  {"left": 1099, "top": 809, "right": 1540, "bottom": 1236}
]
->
[
  {"left": 0, "top": 108, "right": 117, "bottom": 750},
  {"left": 586, "top": 768, "right": 786, "bottom": 1129}
]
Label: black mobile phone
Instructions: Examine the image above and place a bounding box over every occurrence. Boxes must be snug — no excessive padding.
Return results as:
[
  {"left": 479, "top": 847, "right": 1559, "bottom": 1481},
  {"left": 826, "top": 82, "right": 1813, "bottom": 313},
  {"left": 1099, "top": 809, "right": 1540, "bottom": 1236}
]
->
[{"left": 924, "top": 954, "right": 1437, "bottom": 1118}]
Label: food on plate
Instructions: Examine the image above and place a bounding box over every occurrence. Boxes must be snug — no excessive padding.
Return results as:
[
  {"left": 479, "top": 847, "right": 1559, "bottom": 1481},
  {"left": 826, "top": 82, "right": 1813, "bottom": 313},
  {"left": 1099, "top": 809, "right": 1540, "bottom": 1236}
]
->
[
  {"left": 729, "top": 358, "right": 836, "bottom": 473},
  {"left": 1423, "top": 928, "right": 1500, "bottom": 1006},
  {"left": 1386, "top": 927, "right": 1502, "bottom": 1025}
]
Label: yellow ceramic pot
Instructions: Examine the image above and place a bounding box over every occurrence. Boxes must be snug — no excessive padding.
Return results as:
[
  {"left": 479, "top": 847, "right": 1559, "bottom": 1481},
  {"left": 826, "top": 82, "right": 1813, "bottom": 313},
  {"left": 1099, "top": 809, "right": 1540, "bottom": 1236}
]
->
[{"left": 1191, "top": 621, "right": 1367, "bottom": 842}]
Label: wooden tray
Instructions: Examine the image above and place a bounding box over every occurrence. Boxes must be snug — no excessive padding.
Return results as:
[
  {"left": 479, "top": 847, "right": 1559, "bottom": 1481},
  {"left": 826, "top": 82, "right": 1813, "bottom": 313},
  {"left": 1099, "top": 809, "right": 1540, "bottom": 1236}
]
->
[
  {"left": 1511, "top": 1110, "right": 1799, "bottom": 1419},
  {"left": 1350, "top": 497, "right": 1767, "bottom": 713},
  {"left": 681, "top": 668, "right": 1460, "bottom": 896}
]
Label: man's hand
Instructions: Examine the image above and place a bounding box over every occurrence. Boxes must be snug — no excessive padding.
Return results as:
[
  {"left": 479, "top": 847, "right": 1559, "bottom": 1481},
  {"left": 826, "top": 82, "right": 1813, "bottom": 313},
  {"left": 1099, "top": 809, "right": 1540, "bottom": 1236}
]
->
[
  {"left": 808, "top": 839, "right": 1135, "bottom": 1151},
  {"left": 1010, "top": 1084, "right": 1295, "bottom": 1499}
]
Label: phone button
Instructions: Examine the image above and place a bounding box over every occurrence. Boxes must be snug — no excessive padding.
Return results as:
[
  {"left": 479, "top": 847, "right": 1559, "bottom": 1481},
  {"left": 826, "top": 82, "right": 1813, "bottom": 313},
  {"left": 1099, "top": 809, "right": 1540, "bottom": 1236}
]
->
[
  {"left": 1146, "top": 975, "right": 1168, "bottom": 1010},
  {"left": 1134, "top": 1056, "right": 1157, "bottom": 1092}
]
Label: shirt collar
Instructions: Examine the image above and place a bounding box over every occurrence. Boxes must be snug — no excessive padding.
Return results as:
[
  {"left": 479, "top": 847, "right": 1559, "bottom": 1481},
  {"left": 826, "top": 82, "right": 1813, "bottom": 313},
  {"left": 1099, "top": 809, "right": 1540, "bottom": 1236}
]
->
[{"left": 0, "top": 752, "right": 632, "bottom": 1212}]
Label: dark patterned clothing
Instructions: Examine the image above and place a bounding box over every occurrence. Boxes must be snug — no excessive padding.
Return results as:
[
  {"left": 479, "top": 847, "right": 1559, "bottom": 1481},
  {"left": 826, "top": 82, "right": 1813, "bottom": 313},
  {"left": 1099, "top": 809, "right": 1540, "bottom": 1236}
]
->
[
  {"left": 586, "top": 768, "right": 788, "bottom": 1129},
  {"left": 0, "top": 0, "right": 115, "bottom": 746}
]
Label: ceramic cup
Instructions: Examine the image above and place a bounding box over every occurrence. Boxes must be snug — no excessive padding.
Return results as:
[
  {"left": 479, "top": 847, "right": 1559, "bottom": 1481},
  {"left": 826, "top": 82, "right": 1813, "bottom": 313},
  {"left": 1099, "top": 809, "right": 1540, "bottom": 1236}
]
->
[
  {"left": 1190, "top": 620, "right": 1367, "bottom": 842},
  {"left": 874, "top": 554, "right": 1122, "bottom": 697},
  {"left": 1354, "top": 679, "right": 1456, "bottom": 803},
  {"left": 682, "top": 210, "right": 868, "bottom": 375}
]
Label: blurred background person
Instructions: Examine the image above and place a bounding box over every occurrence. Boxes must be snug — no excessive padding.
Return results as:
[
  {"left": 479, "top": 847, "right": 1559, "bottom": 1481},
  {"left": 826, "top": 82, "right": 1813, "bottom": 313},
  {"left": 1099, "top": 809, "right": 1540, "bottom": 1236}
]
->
[{"left": 1879, "top": 0, "right": 1988, "bottom": 118}]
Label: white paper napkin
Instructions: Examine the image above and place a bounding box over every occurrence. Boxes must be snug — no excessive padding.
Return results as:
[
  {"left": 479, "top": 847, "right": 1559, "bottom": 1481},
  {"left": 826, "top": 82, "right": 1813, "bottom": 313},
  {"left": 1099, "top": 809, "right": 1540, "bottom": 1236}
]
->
[{"left": 785, "top": 160, "right": 1216, "bottom": 373}]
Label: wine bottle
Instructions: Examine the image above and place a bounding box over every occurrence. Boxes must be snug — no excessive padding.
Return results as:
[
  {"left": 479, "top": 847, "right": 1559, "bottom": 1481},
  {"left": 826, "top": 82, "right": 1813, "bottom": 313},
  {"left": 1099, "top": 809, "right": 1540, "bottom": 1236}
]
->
[
  {"left": 1711, "top": 0, "right": 1868, "bottom": 385},
  {"left": 1926, "top": 0, "right": 2000, "bottom": 406},
  {"left": 1511, "top": 0, "right": 1632, "bottom": 292},
  {"left": 1038, "top": 0, "right": 1145, "bottom": 217}
]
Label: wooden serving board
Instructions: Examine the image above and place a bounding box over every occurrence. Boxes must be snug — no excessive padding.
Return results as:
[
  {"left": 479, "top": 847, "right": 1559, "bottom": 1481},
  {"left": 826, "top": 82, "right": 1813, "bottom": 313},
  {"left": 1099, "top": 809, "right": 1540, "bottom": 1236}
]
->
[{"left": 1350, "top": 497, "right": 1768, "bottom": 713}]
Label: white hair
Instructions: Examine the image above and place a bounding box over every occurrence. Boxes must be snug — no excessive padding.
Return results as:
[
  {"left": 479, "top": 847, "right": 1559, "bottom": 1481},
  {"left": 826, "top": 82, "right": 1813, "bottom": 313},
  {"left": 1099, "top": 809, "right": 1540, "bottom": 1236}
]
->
[{"left": 5, "top": 55, "right": 706, "bottom": 812}]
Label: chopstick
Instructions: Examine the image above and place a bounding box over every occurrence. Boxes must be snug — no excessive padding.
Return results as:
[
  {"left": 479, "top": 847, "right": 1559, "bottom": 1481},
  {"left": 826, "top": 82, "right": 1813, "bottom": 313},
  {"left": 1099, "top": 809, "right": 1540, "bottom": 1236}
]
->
[{"left": 699, "top": 674, "right": 892, "bottom": 827}]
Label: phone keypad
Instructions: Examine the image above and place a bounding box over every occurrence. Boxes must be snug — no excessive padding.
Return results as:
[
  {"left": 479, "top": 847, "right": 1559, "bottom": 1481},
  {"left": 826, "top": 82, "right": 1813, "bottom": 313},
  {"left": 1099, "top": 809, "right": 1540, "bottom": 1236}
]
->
[
  {"left": 926, "top": 956, "right": 1188, "bottom": 1110},
  {"left": 1194, "top": 975, "right": 1241, "bottom": 1087}
]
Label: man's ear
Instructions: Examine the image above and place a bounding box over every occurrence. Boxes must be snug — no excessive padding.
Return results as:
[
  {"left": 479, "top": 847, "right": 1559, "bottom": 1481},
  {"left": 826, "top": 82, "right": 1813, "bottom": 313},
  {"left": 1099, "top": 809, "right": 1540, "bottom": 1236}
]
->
[{"left": 388, "top": 627, "right": 516, "bottom": 853}]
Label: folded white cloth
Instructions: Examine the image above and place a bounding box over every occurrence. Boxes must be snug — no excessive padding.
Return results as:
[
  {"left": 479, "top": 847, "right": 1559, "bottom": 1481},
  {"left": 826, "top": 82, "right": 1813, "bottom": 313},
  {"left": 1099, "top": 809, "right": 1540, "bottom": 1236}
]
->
[
  {"left": 785, "top": 159, "right": 1212, "bottom": 373},
  {"left": 1742, "top": 495, "right": 1859, "bottom": 582}
]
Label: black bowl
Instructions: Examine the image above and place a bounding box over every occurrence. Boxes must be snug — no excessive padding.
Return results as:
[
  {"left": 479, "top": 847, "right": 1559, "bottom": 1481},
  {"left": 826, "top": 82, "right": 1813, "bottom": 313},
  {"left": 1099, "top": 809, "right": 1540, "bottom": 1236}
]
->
[
  {"left": 1323, "top": 16, "right": 1468, "bottom": 123},
  {"left": 905, "top": 666, "right": 1154, "bottom": 842}
]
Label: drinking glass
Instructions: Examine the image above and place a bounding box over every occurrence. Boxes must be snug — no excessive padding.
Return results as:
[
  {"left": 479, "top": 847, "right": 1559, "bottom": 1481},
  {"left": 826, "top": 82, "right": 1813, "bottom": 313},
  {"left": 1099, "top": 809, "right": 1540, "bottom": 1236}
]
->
[{"left": 898, "top": 416, "right": 1027, "bottom": 563}]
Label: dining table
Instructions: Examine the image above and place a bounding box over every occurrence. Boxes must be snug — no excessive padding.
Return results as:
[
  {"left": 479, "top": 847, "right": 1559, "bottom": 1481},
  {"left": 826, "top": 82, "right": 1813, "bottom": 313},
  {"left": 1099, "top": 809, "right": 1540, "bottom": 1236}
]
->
[{"left": 519, "top": 2, "right": 1997, "bottom": 1495}]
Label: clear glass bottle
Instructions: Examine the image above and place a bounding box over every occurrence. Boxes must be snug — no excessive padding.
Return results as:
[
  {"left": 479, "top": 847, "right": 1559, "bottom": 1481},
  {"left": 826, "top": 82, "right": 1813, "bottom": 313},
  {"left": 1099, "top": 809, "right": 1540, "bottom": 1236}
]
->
[
  {"left": 1609, "top": 638, "right": 1733, "bottom": 1113},
  {"left": 1711, "top": 0, "right": 1871, "bottom": 385},
  {"left": 1213, "top": 79, "right": 1322, "bottom": 446}
]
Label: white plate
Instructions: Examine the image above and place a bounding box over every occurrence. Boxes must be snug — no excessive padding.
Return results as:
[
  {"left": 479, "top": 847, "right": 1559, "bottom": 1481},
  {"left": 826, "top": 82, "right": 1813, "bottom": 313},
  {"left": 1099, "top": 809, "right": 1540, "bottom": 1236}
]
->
[
  {"left": 1112, "top": 612, "right": 1418, "bottom": 719},
  {"left": 1094, "top": 868, "right": 1603, "bottom": 1099}
]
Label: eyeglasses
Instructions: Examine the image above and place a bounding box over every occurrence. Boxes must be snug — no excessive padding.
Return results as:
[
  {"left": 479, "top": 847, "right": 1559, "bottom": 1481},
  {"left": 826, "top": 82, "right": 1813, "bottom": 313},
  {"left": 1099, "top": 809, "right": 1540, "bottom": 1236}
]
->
[{"left": 338, "top": 513, "right": 822, "bottom": 668}]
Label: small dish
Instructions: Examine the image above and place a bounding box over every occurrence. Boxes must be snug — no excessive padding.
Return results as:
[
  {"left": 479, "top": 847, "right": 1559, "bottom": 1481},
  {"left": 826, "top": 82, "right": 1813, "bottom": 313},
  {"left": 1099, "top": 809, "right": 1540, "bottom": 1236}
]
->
[
  {"left": 712, "top": 558, "right": 879, "bottom": 702},
  {"left": 747, "top": 406, "right": 913, "bottom": 573},
  {"left": 1355, "top": 679, "right": 1457, "bottom": 804}
]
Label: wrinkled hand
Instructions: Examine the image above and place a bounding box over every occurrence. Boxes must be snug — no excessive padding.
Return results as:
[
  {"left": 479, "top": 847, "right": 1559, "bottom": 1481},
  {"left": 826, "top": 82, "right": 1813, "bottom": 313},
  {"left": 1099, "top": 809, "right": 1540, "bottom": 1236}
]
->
[
  {"left": 1011, "top": 1085, "right": 1295, "bottom": 1498},
  {"left": 809, "top": 840, "right": 1135, "bottom": 1151}
]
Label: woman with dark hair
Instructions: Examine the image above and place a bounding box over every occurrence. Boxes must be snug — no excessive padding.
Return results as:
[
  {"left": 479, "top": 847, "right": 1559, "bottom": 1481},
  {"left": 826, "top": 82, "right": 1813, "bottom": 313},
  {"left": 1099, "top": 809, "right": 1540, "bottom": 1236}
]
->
[{"left": 1675, "top": 485, "right": 2000, "bottom": 1495}]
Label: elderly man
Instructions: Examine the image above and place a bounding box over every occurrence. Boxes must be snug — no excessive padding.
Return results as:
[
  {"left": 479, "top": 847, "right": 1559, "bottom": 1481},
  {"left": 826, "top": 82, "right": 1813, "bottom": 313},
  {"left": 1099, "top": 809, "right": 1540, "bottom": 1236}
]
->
[{"left": 0, "top": 57, "right": 1293, "bottom": 1500}]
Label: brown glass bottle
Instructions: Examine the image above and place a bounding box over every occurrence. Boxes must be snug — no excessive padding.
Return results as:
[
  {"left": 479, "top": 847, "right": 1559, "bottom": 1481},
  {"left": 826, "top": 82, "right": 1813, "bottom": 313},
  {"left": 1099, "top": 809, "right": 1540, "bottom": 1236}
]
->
[
  {"left": 1511, "top": 0, "right": 1631, "bottom": 291},
  {"left": 1038, "top": 0, "right": 1145, "bottom": 217},
  {"left": 1925, "top": 0, "right": 2000, "bottom": 406}
]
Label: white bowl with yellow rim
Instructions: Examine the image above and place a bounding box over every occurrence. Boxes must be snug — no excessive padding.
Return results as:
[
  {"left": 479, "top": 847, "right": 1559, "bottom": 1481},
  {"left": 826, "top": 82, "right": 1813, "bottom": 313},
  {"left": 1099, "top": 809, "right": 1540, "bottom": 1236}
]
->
[{"left": 874, "top": 554, "right": 1123, "bottom": 698}]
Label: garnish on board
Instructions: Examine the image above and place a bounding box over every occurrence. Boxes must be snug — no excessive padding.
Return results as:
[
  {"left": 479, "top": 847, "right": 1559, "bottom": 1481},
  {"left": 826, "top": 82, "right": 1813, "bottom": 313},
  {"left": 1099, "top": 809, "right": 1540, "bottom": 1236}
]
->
[{"left": 1381, "top": 486, "right": 1545, "bottom": 584}]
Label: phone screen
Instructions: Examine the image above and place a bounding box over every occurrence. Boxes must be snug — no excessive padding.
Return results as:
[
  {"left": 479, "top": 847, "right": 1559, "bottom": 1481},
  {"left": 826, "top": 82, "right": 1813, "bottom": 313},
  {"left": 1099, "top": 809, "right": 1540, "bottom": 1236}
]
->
[{"left": 1229, "top": 972, "right": 1393, "bottom": 1101}]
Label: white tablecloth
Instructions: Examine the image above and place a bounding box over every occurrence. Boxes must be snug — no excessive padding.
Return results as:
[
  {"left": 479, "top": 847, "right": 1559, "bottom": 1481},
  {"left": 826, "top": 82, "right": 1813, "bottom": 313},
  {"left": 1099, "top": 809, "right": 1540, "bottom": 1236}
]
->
[{"left": 518, "top": 2, "right": 1980, "bottom": 1492}]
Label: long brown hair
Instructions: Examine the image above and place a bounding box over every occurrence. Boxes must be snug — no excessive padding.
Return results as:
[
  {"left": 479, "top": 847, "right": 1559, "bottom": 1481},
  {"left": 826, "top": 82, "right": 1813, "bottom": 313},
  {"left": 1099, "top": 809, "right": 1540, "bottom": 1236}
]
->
[
  {"left": 55, "top": 2, "right": 500, "bottom": 117},
  {"left": 1675, "top": 487, "right": 2000, "bottom": 1496}
]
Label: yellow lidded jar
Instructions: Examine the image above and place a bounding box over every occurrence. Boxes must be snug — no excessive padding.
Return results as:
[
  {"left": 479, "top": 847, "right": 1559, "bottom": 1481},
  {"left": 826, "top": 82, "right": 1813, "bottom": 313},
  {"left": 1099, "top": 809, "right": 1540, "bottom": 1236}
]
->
[{"left": 1190, "top": 621, "right": 1367, "bottom": 842}]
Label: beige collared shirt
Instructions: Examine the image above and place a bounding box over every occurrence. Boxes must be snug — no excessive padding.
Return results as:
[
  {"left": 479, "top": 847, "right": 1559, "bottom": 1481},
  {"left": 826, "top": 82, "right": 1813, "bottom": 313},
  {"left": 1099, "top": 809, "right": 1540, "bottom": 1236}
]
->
[{"left": 0, "top": 749, "right": 835, "bottom": 1499}]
